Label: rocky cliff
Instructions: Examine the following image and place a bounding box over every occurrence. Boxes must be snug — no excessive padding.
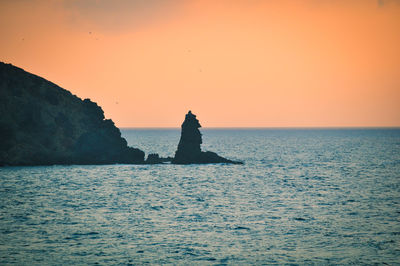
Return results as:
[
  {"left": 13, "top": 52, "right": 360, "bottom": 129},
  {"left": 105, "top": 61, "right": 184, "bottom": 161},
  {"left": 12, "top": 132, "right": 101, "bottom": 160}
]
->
[{"left": 0, "top": 62, "right": 145, "bottom": 166}]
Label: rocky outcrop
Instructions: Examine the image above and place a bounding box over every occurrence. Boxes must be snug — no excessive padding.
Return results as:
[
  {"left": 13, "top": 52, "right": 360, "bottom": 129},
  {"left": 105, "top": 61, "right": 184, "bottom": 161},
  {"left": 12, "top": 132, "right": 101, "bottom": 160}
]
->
[
  {"left": 0, "top": 62, "right": 145, "bottom": 166},
  {"left": 172, "top": 111, "right": 242, "bottom": 164},
  {"left": 145, "top": 153, "right": 173, "bottom": 164}
]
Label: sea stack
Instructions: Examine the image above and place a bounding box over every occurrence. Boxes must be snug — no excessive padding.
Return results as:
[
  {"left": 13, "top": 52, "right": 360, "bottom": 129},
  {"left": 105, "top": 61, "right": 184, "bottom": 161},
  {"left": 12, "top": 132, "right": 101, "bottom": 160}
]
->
[{"left": 172, "top": 111, "right": 242, "bottom": 164}]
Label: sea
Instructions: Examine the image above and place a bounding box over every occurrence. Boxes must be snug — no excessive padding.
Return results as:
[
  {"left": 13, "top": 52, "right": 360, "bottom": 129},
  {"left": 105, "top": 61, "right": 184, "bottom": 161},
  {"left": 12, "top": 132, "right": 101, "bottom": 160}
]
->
[{"left": 0, "top": 128, "right": 399, "bottom": 265}]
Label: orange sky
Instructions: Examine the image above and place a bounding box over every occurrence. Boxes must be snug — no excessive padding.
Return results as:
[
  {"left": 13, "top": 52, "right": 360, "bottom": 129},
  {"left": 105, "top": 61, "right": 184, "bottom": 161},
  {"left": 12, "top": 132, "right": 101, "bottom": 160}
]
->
[{"left": 1, "top": 0, "right": 399, "bottom": 127}]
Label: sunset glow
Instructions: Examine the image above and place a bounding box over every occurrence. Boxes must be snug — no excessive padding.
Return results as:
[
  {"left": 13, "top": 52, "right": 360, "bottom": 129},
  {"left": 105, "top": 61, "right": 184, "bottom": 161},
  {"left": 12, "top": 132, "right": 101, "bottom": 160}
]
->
[{"left": 1, "top": 0, "right": 399, "bottom": 127}]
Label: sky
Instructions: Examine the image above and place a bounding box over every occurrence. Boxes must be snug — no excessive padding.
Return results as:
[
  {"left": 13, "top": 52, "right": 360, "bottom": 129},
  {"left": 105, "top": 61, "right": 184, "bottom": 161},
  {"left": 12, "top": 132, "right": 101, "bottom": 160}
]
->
[{"left": 1, "top": 0, "right": 399, "bottom": 127}]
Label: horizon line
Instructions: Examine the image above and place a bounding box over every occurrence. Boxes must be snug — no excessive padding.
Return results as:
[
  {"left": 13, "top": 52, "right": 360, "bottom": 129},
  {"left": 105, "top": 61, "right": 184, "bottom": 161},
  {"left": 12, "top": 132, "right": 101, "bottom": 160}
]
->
[{"left": 119, "top": 126, "right": 400, "bottom": 129}]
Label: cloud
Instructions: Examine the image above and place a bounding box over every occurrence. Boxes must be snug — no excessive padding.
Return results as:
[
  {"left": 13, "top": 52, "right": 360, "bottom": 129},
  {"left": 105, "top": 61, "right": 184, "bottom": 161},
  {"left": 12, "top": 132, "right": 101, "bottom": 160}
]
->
[
  {"left": 377, "top": 0, "right": 400, "bottom": 7},
  {"left": 61, "top": 0, "right": 185, "bottom": 32}
]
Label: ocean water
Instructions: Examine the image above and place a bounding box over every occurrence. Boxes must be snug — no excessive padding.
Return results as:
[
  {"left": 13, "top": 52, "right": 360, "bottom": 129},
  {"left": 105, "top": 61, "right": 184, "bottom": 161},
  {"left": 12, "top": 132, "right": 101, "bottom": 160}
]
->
[{"left": 1, "top": 128, "right": 400, "bottom": 264}]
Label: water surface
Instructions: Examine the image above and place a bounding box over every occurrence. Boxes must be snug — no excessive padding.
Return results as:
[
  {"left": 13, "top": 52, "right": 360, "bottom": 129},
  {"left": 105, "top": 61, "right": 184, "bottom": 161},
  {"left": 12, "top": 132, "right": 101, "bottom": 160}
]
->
[{"left": 1, "top": 129, "right": 399, "bottom": 264}]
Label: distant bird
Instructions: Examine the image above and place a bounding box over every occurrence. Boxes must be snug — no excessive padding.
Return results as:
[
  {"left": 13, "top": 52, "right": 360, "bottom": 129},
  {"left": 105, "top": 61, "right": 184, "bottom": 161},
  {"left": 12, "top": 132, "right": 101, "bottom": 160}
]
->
[{"left": 89, "top": 31, "right": 92, "bottom": 34}]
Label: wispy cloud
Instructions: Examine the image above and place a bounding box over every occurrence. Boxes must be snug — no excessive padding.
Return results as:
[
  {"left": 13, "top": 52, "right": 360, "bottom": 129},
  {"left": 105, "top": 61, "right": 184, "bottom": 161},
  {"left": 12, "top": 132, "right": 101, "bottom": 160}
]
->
[{"left": 61, "top": 0, "right": 184, "bottom": 32}]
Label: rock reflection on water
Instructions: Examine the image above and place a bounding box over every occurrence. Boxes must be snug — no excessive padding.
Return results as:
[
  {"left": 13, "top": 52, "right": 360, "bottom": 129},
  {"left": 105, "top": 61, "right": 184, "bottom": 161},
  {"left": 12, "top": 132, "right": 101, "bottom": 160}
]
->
[{"left": 0, "top": 129, "right": 399, "bottom": 264}]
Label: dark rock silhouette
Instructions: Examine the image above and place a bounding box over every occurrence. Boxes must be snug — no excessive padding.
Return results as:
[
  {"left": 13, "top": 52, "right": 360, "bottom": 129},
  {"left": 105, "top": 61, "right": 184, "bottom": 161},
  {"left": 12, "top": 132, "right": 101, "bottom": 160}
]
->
[
  {"left": 145, "top": 153, "right": 173, "bottom": 164},
  {"left": 146, "top": 153, "right": 162, "bottom": 164},
  {"left": 0, "top": 62, "right": 145, "bottom": 166},
  {"left": 0, "top": 62, "right": 243, "bottom": 166},
  {"left": 172, "top": 111, "right": 242, "bottom": 164}
]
